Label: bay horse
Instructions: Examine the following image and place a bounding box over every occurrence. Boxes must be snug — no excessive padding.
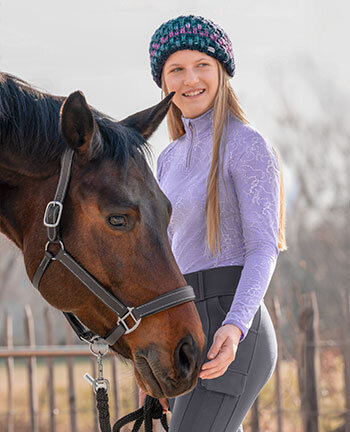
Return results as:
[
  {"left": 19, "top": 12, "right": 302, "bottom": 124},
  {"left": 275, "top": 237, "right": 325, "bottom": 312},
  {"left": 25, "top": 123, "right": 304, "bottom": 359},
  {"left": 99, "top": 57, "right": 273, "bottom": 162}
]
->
[{"left": 0, "top": 73, "right": 205, "bottom": 399}]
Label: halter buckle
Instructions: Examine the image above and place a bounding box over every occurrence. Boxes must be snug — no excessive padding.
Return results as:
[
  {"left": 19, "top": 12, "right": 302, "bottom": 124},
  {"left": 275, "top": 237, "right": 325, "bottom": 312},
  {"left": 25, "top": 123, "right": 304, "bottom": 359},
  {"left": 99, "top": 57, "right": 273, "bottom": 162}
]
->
[
  {"left": 118, "top": 307, "right": 141, "bottom": 335},
  {"left": 43, "top": 201, "right": 63, "bottom": 228}
]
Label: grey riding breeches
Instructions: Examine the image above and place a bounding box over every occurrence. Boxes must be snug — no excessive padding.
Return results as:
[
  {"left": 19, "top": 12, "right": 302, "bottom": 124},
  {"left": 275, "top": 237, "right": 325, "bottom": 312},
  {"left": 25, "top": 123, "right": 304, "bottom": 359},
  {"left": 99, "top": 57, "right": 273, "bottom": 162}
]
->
[{"left": 168, "top": 266, "right": 278, "bottom": 432}]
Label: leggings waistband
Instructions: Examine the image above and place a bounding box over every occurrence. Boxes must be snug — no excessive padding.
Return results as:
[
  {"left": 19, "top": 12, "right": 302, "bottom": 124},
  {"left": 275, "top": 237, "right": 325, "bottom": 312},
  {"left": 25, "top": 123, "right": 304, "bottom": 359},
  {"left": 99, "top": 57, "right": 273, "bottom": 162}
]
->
[{"left": 183, "top": 265, "right": 243, "bottom": 302}]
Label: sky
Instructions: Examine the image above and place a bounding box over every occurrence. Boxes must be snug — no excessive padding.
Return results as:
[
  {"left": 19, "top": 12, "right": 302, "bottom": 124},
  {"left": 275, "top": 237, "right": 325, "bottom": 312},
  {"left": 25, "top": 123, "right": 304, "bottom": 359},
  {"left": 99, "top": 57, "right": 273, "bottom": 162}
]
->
[{"left": 1, "top": 0, "right": 349, "bottom": 170}]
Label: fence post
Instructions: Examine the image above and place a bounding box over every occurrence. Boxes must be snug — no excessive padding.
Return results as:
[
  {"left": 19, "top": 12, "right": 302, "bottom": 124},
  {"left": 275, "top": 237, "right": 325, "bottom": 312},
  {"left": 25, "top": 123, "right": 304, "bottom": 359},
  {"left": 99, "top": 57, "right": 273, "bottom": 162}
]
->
[
  {"left": 297, "top": 291, "right": 319, "bottom": 432},
  {"left": 341, "top": 289, "right": 350, "bottom": 432},
  {"left": 134, "top": 375, "right": 139, "bottom": 410},
  {"left": 65, "top": 322, "right": 78, "bottom": 432},
  {"left": 250, "top": 397, "right": 260, "bottom": 432},
  {"left": 4, "top": 311, "right": 14, "bottom": 432},
  {"left": 111, "top": 356, "right": 119, "bottom": 421},
  {"left": 24, "top": 305, "right": 39, "bottom": 432},
  {"left": 90, "top": 355, "right": 99, "bottom": 432},
  {"left": 271, "top": 297, "right": 283, "bottom": 432},
  {"left": 44, "top": 307, "right": 56, "bottom": 432}
]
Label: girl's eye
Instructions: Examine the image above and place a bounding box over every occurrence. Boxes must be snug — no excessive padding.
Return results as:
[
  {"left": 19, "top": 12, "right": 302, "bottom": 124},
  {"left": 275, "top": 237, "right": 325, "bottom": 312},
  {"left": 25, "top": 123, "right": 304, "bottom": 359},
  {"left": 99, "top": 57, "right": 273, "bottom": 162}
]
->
[
  {"left": 171, "top": 67, "right": 182, "bottom": 73},
  {"left": 198, "top": 63, "right": 209, "bottom": 67},
  {"left": 108, "top": 215, "right": 128, "bottom": 227}
]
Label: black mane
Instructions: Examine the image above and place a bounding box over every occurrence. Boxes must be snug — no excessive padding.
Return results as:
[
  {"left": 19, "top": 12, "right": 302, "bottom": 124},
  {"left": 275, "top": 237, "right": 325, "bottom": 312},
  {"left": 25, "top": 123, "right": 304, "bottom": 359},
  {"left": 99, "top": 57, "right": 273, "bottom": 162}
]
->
[{"left": 0, "top": 72, "right": 150, "bottom": 166}]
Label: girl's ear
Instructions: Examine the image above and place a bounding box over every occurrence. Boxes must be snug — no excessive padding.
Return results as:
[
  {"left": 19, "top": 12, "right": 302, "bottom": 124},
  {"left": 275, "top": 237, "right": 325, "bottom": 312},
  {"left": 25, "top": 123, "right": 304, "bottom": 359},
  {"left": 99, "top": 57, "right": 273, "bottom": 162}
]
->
[{"left": 119, "top": 92, "right": 175, "bottom": 140}]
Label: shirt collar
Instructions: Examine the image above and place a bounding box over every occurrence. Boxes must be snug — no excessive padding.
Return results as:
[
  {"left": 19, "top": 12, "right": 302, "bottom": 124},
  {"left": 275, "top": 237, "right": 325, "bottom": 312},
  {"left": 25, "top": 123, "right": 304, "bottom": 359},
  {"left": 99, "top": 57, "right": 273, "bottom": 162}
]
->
[{"left": 181, "top": 106, "right": 214, "bottom": 138}]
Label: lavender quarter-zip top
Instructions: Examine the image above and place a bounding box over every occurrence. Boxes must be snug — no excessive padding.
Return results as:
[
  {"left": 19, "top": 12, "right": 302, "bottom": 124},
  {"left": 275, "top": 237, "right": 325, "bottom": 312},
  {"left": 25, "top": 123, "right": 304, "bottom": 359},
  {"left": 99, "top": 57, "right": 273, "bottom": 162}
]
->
[{"left": 156, "top": 107, "right": 280, "bottom": 340}]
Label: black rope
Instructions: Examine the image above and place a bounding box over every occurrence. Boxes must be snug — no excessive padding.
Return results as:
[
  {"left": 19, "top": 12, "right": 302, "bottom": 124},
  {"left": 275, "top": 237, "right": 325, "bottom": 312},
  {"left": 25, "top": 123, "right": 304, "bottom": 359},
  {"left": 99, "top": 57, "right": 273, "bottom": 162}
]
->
[
  {"left": 96, "top": 388, "right": 112, "bottom": 432},
  {"left": 95, "top": 386, "right": 168, "bottom": 432},
  {"left": 112, "top": 395, "right": 169, "bottom": 432}
]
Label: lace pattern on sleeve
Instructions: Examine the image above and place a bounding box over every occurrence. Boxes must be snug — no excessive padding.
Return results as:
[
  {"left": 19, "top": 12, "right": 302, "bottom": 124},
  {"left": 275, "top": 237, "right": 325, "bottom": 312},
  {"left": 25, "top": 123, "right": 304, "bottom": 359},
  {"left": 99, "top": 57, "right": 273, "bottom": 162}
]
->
[{"left": 222, "top": 130, "right": 280, "bottom": 339}]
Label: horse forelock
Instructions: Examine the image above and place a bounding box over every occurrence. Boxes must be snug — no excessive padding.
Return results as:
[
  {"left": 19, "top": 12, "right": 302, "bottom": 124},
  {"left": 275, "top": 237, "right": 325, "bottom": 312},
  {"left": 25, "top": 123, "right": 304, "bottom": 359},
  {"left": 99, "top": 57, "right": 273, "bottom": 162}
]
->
[{"left": 0, "top": 72, "right": 151, "bottom": 168}]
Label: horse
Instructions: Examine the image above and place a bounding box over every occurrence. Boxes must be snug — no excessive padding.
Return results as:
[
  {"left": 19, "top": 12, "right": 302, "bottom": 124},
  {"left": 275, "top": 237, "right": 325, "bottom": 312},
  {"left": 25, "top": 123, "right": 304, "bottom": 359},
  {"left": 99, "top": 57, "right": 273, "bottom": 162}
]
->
[{"left": 0, "top": 72, "right": 205, "bottom": 399}]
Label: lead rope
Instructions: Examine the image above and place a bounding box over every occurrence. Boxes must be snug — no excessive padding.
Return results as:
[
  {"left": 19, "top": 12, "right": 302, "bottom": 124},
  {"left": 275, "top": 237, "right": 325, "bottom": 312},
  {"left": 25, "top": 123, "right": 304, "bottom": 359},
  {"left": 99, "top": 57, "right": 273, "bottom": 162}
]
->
[
  {"left": 112, "top": 395, "right": 169, "bottom": 432},
  {"left": 84, "top": 338, "right": 168, "bottom": 432}
]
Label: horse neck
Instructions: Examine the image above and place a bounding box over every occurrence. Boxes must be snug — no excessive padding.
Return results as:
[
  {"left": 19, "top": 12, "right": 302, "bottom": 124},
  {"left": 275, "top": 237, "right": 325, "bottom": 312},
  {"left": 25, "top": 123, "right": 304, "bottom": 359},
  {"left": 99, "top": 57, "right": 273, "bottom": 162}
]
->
[
  {"left": 0, "top": 148, "right": 58, "bottom": 181},
  {"left": 0, "top": 150, "right": 60, "bottom": 249}
]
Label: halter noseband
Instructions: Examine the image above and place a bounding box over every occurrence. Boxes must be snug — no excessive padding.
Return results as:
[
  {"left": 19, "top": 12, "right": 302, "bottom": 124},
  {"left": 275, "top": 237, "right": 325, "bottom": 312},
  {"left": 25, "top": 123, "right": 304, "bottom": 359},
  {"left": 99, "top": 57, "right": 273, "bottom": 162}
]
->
[{"left": 32, "top": 148, "right": 195, "bottom": 346}]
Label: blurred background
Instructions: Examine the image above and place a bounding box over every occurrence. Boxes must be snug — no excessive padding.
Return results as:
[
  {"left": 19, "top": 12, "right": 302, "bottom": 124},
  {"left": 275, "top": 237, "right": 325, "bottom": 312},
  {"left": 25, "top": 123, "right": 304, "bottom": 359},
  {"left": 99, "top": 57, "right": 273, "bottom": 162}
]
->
[{"left": 0, "top": 1, "right": 349, "bottom": 431}]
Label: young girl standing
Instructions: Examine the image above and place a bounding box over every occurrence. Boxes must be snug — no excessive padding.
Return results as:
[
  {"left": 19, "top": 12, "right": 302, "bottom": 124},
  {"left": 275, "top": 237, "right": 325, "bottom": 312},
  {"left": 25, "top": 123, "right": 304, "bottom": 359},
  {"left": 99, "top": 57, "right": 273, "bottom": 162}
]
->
[{"left": 141, "top": 15, "right": 287, "bottom": 431}]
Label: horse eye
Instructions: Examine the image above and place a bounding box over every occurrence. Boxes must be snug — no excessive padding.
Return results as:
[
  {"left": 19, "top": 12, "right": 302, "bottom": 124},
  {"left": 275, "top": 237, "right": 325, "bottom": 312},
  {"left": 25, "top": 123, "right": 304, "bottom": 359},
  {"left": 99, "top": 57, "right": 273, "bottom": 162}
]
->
[{"left": 108, "top": 215, "right": 128, "bottom": 227}]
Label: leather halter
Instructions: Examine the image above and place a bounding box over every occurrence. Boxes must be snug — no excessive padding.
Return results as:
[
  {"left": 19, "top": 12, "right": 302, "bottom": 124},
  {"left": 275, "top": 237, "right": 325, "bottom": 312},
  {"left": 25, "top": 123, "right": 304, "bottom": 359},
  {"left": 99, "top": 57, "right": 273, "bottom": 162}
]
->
[{"left": 32, "top": 148, "right": 195, "bottom": 346}]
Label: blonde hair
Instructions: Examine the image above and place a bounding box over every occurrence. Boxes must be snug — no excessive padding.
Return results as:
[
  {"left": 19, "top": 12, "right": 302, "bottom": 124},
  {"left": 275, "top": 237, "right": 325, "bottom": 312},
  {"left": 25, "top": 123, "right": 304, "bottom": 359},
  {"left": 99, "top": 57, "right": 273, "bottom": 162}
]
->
[{"left": 161, "top": 62, "right": 287, "bottom": 255}]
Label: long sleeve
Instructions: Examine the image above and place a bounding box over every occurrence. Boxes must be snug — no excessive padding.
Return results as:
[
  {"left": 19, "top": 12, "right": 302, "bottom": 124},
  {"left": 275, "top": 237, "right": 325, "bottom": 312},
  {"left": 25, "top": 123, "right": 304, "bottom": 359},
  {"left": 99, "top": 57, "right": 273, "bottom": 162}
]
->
[{"left": 222, "top": 131, "right": 280, "bottom": 340}]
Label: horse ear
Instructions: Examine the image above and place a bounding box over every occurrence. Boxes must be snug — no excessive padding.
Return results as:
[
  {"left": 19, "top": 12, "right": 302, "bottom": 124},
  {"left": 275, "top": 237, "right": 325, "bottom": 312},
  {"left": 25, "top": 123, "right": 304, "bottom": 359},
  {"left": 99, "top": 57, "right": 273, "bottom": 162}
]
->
[
  {"left": 60, "top": 91, "right": 98, "bottom": 155},
  {"left": 119, "top": 92, "right": 175, "bottom": 140}
]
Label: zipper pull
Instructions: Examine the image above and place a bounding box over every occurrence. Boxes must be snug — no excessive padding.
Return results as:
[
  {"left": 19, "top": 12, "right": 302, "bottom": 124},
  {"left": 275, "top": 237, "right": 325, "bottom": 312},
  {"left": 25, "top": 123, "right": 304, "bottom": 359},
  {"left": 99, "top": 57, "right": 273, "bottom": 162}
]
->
[{"left": 186, "top": 123, "right": 194, "bottom": 168}]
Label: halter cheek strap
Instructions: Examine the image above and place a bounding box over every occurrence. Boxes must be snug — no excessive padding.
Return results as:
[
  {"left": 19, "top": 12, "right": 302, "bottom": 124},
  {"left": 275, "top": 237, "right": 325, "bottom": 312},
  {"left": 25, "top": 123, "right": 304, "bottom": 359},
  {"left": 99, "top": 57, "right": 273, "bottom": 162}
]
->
[{"left": 33, "top": 148, "right": 195, "bottom": 345}]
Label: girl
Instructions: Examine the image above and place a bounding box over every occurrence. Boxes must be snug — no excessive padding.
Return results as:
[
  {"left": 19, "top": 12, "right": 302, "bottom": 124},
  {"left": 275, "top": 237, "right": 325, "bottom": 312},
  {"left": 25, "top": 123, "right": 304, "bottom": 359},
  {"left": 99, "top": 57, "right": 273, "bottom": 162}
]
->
[{"left": 141, "top": 15, "right": 287, "bottom": 431}]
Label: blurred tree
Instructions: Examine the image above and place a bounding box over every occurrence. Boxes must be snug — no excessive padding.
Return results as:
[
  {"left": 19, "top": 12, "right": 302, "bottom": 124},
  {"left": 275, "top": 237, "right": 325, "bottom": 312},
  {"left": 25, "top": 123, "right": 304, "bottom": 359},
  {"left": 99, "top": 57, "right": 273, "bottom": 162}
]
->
[{"left": 267, "top": 57, "right": 350, "bottom": 344}]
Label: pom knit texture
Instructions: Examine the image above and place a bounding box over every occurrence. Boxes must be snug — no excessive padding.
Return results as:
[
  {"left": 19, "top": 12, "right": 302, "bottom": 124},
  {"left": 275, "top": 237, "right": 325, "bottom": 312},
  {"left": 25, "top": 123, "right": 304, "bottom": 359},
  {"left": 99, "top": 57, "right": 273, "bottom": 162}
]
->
[{"left": 149, "top": 15, "right": 235, "bottom": 87}]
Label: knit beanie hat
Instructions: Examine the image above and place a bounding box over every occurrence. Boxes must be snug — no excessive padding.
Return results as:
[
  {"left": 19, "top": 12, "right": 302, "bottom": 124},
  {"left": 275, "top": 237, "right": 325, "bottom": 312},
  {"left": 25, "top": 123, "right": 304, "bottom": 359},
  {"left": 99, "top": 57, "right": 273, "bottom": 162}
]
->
[{"left": 149, "top": 15, "right": 235, "bottom": 88}]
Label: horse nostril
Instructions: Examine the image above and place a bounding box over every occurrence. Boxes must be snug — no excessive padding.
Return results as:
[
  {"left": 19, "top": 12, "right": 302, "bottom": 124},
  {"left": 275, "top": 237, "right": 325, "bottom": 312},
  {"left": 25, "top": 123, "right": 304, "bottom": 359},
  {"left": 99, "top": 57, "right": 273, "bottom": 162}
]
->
[
  {"left": 179, "top": 343, "right": 191, "bottom": 374},
  {"left": 174, "top": 335, "right": 198, "bottom": 378}
]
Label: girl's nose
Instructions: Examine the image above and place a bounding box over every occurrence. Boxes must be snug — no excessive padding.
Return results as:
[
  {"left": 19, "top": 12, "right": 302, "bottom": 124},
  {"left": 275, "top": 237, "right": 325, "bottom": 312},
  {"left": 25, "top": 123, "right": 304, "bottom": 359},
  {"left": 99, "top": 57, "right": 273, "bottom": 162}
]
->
[{"left": 183, "top": 68, "right": 199, "bottom": 86}]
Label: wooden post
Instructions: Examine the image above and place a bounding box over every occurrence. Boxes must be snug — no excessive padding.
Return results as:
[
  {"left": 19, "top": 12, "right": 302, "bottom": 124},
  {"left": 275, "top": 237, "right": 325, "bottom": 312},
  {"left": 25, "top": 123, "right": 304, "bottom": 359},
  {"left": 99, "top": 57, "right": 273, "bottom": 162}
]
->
[
  {"left": 341, "top": 289, "right": 350, "bottom": 432},
  {"left": 65, "top": 323, "right": 77, "bottom": 432},
  {"left": 111, "top": 356, "right": 119, "bottom": 420},
  {"left": 4, "top": 311, "right": 14, "bottom": 432},
  {"left": 271, "top": 297, "right": 283, "bottom": 432},
  {"left": 134, "top": 375, "right": 139, "bottom": 410},
  {"left": 24, "top": 305, "right": 39, "bottom": 432},
  {"left": 44, "top": 307, "right": 56, "bottom": 432},
  {"left": 250, "top": 397, "right": 260, "bottom": 432},
  {"left": 90, "top": 356, "right": 99, "bottom": 432},
  {"left": 297, "top": 291, "right": 319, "bottom": 432}
]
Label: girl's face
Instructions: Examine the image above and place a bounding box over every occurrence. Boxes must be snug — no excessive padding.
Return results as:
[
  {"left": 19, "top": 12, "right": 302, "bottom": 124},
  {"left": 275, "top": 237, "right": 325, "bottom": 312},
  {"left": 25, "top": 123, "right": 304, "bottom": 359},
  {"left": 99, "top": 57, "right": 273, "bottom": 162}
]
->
[{"left": 163, "top": 50, "right": 219, "bottom": 119}]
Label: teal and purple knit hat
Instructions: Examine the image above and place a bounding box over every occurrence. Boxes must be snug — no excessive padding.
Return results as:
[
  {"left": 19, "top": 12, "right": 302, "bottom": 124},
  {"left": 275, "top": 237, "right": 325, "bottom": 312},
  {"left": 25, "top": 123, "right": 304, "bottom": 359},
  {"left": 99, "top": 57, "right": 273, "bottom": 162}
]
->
[{"left": 149, "top": 15, "right": 235, "bottom": 88}]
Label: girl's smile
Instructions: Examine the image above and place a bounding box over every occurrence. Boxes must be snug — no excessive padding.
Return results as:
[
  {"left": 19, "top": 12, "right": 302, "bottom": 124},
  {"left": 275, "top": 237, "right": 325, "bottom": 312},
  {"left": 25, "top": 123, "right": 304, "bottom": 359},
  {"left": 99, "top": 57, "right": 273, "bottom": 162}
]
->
[{"left": 182, "top": 88, "right": 205, "bottom": 97}]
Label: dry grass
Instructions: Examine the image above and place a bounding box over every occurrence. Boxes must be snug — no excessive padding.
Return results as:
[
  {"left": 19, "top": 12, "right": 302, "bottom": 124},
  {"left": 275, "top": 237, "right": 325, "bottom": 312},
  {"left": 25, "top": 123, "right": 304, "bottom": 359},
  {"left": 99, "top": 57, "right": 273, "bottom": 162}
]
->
[
  {"left": 243, "top": 349, "right": 346, "bottom": 432},
  {"left": 0, "top": 356, "right": 137, "bottom": 432},
  {"left": 0, "top": 349, "right": 346, "bottom": 431}
]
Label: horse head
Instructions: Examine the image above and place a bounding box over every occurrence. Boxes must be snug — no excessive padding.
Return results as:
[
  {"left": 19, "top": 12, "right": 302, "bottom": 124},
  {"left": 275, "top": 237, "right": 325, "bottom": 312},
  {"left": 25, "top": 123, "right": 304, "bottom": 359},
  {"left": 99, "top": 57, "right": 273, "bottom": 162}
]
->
[{"left": 0, "top": 73, "right": 205, "bottom": 398}]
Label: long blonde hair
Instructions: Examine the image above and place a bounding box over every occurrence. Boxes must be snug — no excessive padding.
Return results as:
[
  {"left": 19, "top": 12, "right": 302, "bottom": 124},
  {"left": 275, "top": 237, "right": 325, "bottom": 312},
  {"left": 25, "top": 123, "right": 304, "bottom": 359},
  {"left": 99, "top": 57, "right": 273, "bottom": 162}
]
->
[{"left": 161, "top": 62, "right": 287, "bottom": 255}]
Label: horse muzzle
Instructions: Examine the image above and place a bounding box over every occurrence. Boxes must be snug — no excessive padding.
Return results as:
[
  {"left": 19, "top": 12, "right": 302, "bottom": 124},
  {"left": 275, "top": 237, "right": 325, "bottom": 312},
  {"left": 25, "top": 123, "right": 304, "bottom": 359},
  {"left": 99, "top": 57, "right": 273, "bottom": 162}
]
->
[{"left": 134, "top": 334, "right": 204, "bottom": 398}]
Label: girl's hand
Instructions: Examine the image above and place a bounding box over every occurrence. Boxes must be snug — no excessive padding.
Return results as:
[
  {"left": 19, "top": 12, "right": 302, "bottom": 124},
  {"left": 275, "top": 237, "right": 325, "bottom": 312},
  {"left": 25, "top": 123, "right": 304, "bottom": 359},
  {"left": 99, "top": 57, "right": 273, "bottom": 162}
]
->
[
  {"left": 138, "top": 388, "right": 169, "bottom": 414},
  {"left": 199, "top": 324, "right": 242, "bottom": 380}
]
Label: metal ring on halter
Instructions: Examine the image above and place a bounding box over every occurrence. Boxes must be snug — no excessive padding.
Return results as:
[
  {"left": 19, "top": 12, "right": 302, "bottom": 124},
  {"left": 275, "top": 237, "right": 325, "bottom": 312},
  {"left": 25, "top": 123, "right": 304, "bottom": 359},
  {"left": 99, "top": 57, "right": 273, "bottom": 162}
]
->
[
  {"left": 45, "top": 240, "right": 65, "bottom": 260},
  {"left": 89, "top": 336, "right": 110, "bottom": 357}
]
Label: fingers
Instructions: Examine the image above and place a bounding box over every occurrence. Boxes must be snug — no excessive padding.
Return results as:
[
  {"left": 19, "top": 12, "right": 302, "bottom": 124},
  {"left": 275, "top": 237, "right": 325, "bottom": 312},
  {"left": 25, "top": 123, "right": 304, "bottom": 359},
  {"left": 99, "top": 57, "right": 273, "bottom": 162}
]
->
[
  {"left": 202, "top": 350, "right": 230, "bottom": 370},
  {"left": 138, "top": 388, "right": 168, "bottom": 414},
  {"left": 200, "top": 334, "right": 237, "bottom": 379},
  {"left": 200, "top": 350, "right": 231, "bottom": 379},
  {"left": 199, "top": 351, "right": 230, "bottom": 379},
  {"left": 159, "top": 397, "right": 169, "bottom": 413},
  {"left": 199, "top": 326, "right": 241, "bottom": 380},
  {"left": 207, "top": 332, "right": 225, "bottom": 359},
  {"left": 202, "top": 340, "right": 234, "bottom": 368},
  {"left": 201, "top": 366, "right": 228, "bottom": 380}
]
